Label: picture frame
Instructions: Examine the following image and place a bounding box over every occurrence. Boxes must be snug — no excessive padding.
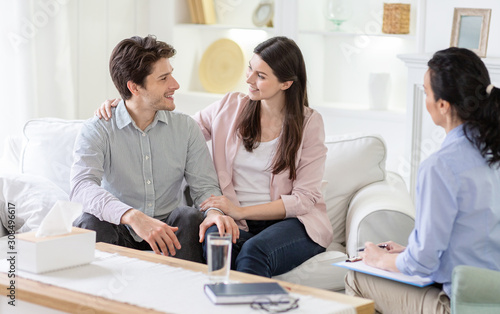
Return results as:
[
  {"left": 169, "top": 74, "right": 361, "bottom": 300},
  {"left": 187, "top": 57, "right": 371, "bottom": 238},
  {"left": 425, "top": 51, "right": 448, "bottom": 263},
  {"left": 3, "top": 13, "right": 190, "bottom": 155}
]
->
[
  {"left": 252, "top": 1, "right": 274, "bottom": 27},
  {"left": 450, "top": 8, "right": 492, "bottom": 58}
]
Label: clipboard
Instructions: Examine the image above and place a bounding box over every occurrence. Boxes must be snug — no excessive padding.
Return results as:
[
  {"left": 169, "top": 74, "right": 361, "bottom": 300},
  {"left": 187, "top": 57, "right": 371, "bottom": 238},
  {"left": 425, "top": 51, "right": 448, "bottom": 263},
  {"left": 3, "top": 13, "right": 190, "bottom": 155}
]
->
[{"left": 334, "top": 261, "right": 435, "bottom": 287}]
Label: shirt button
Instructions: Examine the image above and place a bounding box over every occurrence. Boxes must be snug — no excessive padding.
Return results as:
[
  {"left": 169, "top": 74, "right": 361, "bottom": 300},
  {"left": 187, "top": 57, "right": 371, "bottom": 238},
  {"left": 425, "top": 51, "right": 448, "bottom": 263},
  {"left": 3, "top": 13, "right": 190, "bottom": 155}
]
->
[
  {"left": 147, "top": 180, "right": 151, "bottom": 185},
  {"left": 145, "top": 155, "right": 150, "bottom": 160},
  {"left": 148, "top": 203, "right": 152, "bottom": 207},
  {"left": 142, "top": 133, "right": 146, "bottom": 137}
]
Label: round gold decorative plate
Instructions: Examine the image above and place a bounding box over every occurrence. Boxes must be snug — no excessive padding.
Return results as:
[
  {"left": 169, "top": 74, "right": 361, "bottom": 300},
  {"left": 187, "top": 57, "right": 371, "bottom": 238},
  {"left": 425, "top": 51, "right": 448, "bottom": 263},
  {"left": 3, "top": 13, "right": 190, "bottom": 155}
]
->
[{"left": 199, "top": 38, "right": 245, "bottom": 94}]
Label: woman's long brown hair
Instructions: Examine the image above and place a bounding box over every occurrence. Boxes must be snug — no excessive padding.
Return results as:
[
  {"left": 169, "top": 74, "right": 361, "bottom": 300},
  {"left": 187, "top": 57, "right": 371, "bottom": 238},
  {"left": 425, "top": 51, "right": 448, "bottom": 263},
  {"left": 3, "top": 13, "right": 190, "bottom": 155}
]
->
[{"left": 237, "top": 37, "right": 308, "bottom": 180}]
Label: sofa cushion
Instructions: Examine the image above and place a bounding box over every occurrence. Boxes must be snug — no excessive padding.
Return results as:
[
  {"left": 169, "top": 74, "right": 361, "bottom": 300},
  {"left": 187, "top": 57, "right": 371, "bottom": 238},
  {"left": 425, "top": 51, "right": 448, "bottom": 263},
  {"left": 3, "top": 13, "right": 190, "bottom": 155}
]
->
[
  {"left": 21, "top": 118, "right": 84, "bottom": 194},
  {"left": 0, "top": 173, "right": 69, "bottom": 234},
  {"left": 323, "top": 133, "right": 386, "bottom": 245}
]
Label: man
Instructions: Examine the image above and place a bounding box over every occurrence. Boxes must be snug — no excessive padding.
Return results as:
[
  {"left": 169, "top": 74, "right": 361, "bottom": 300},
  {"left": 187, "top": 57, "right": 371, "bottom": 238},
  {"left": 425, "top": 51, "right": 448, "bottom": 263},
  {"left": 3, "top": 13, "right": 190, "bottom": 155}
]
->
[{"left": 71, "top": 35, "right": 238, "bottom": 263}]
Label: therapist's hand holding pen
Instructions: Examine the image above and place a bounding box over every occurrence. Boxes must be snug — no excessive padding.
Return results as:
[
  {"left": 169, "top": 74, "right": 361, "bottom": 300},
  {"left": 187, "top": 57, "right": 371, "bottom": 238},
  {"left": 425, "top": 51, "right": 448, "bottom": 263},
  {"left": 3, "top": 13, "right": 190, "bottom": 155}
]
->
[
  {"left": 359, "top": 241, "right": 405, "bottom": 272},
  {"left": 359, "top": 241, "right": 406, "bottom": 253},
  {"left": 358, "top": 244, "right": 388, "bottom": 252}
]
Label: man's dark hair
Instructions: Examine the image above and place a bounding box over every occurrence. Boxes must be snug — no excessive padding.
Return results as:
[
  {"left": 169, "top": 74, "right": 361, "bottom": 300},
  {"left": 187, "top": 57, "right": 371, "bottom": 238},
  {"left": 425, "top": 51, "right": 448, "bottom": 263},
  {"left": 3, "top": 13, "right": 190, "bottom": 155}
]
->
[{"left": 109, "top": 35, "right": 176, "bottom": 100}]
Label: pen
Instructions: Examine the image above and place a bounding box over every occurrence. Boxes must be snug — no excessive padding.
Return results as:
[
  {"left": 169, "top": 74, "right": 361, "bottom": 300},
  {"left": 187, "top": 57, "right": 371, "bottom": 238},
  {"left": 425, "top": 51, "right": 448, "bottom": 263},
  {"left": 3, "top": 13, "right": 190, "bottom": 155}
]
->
[{"left": 358, "top": 244, "right": 388, "bottom": 252}]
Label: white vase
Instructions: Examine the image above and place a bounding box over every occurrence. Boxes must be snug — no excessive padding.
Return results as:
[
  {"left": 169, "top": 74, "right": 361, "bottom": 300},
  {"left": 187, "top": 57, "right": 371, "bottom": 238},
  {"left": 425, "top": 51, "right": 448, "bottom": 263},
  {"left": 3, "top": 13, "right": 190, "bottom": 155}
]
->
[{"left": 368, "top": 72, "right": 391, "bottom": 110}]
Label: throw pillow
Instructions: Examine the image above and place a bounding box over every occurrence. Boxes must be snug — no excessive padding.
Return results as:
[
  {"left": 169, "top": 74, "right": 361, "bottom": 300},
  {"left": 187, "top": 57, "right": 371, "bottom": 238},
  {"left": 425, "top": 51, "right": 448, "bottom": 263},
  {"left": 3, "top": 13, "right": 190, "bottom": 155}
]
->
[
  {"left": 21, "top": 118, "right": 84, "bottom": 194},
  {"left": 323, "top": 133, "right": 386, "bottom": 245},
  {"left": 0, "top": 173, "right": 70, "bottom": 234}
]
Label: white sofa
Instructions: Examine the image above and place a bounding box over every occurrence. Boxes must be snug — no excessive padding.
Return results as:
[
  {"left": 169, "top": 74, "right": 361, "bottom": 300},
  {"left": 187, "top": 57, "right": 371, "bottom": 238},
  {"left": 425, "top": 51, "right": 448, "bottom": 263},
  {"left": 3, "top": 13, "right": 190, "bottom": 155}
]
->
[{"left": 0, "top": 118, "right": 415, "bottom": 291}]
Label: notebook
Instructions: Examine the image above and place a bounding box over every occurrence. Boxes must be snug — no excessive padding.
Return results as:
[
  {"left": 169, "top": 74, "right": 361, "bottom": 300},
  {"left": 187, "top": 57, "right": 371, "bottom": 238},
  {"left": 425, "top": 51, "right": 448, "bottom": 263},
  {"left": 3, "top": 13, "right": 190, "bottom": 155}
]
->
[{"left": 204, "top": 282, "right": 289, "bottom": 304}]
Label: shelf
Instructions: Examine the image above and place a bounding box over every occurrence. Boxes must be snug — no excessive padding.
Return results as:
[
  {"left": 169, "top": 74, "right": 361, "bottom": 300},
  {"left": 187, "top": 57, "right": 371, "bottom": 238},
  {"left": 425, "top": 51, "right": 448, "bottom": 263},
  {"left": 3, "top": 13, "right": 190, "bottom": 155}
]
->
[
  {"left": 314, "top": 102, "right": 406, "bottom": 122},
  {"left": 399, "top": 53, "right": 500, "bottom": 72},
  {"left": 173, "top": 92, "right": 406, "bottom": 122},
  {"left": 300, "top": 29, "right": 415, "bottom": 39},
  {"left": 175, "top": 23, "right": 274, "bottom": 33}
]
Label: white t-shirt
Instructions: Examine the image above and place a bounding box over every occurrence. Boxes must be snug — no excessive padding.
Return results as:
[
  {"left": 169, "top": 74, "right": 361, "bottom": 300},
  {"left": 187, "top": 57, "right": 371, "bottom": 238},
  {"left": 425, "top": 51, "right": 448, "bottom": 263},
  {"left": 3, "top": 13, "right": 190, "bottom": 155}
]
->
[{"left": 232, "top": 137, "right": 279, "bottom": 207}]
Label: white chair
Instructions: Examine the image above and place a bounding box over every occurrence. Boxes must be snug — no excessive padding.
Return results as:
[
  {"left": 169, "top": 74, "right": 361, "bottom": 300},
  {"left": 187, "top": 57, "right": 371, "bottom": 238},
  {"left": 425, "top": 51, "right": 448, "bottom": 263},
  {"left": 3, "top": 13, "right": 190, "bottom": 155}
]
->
[{"left": 273, "top": 134, "right": 415, "bottom": 290}]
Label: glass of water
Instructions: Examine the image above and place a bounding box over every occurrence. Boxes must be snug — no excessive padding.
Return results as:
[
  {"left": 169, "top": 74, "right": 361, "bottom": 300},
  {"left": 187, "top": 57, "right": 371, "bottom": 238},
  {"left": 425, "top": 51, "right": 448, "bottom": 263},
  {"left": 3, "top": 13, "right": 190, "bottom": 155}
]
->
[{"left": 207, "top": 232, "right": 232, "bottom": 284}]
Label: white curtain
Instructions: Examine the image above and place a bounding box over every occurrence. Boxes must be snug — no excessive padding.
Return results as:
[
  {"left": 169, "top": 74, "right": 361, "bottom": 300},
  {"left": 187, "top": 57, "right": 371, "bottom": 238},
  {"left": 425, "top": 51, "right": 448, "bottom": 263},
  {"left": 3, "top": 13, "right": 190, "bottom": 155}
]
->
[{"left": 0, "top": 0, "right": 76, "bottom": 155}]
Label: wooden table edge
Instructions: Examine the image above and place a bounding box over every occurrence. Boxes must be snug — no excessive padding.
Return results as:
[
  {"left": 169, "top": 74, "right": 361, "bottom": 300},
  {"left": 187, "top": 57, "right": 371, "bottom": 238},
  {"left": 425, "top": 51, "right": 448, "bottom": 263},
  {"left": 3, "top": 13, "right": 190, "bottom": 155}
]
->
[{"left": 0, "top": 242, "right": 374, "bottom": 314}]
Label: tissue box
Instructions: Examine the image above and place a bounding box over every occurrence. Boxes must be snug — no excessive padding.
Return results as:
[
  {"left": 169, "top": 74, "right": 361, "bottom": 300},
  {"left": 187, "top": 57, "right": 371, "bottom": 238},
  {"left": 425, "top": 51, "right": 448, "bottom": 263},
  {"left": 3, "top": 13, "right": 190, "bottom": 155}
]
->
[{"left": 18, "top": 227, "right": 96, "bottom": 273}]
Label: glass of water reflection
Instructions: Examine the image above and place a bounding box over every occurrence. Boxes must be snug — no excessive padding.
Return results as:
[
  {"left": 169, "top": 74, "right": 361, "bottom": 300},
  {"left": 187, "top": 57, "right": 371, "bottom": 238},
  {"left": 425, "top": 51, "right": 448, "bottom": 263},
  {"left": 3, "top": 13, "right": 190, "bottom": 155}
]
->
[{"left": 207, "top": 232, "right": 232, "bottom": 284}]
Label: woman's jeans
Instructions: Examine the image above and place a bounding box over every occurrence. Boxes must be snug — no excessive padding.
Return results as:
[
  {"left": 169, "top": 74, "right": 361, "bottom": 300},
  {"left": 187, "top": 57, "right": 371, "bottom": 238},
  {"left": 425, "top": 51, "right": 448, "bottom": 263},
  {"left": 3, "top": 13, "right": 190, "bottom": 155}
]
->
[{"left": 202, "top": 218, "right": 325, "bottom": 277}]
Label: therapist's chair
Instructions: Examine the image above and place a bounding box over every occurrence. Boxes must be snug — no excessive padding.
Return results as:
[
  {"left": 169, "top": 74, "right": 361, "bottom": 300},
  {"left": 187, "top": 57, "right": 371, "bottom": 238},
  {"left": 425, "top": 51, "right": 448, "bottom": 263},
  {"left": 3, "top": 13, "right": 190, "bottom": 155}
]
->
[{"left": 451, "top": 265, "right": 500, "bottom": 314}]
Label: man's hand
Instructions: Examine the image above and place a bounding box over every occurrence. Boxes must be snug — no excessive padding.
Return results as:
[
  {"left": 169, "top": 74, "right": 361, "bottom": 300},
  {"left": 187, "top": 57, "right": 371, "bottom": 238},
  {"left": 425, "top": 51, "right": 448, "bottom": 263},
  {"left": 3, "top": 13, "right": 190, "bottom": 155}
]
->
[
  {"left": 199, "top": 210, "right": 240, "bottom": 243},
  {"left": 121, "top": 208, "right": 181, "bottom": 256},
  {"left": 95, "top": 98, "right": 120, "bottom": 120}
]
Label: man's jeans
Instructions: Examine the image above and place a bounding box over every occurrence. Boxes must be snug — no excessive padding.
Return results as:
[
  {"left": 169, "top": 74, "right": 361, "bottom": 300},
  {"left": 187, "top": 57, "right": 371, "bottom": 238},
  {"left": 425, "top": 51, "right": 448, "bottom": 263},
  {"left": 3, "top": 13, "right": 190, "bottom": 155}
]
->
[{"left": 202, "top": 218, "right": 325, "bottom": 277}]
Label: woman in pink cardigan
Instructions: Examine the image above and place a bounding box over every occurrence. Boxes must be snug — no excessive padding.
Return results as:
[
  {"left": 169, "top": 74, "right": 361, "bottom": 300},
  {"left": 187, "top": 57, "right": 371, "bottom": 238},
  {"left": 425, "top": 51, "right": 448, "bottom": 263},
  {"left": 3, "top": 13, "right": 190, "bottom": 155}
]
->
[
  {"left": 96, "top": 37, "right": 333, "bottom": 277},
  {"left": 194, "top": 37, "right": 332, "bottom": 277}
]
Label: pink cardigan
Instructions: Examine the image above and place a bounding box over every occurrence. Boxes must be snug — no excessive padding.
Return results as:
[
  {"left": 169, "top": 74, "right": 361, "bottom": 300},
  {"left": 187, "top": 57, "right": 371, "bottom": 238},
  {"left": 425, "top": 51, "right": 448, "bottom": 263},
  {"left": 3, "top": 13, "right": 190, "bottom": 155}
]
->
[{"left": 193, "top": 92, "right": 333, "bottom": 248}]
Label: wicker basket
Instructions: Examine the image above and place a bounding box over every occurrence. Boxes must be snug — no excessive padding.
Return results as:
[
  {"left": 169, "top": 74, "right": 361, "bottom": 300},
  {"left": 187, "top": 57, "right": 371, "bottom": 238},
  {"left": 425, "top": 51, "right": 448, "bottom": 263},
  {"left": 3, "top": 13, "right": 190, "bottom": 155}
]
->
[{"left": 382, "top": 3, "right": 410, "bottom": 34}]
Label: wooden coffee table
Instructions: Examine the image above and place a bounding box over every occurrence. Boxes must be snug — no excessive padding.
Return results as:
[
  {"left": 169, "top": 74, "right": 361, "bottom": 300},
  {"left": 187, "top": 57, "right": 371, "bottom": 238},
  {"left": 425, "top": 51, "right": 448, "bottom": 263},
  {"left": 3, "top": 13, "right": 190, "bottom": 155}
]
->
[{"left": 0, "top": 243, "right": 374, "bottom": 313}]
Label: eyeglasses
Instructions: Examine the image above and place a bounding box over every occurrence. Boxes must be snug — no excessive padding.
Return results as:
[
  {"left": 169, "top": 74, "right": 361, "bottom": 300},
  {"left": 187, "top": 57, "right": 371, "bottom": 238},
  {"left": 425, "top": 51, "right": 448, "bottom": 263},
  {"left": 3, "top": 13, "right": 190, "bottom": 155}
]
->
[{"left": 250, "top": 296, "right": 299, "bottom": 313}]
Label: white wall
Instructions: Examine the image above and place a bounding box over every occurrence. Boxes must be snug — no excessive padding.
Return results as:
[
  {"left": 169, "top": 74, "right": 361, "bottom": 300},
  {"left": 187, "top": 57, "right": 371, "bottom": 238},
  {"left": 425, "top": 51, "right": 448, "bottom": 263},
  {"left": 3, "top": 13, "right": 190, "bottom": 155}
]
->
[
  {"left": 424, "top": 0, "right": 500, "bottom": 57},
  {"left": 0, "top": 0, "right": 177, "bottom": 156},
  {"left": 73, "top": 0, "right": 168, "bottom": 119},
  {"left": 3, "top": 0, "right": 174, "bottom": 121}
]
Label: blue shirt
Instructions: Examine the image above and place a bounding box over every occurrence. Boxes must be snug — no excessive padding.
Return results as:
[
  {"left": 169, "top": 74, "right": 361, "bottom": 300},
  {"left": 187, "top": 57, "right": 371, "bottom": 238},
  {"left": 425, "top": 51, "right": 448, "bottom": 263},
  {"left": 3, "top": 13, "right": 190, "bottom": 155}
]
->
[
  {"left": 396, "top": 125, "right": 500, "bottom": 296},
  {"left": 70, "top": 101, "right": 221, "bottom": 240}
]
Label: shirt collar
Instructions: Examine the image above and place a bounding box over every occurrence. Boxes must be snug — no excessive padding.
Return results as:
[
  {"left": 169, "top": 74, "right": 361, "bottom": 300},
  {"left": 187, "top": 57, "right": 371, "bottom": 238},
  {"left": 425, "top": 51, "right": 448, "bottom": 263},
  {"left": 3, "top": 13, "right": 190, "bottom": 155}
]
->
[
  {"left": 116, "top": 100, "right": 132, "bottom": 129},
  {"left": 156, "top": 110, "right": 169, "bottom": 125},
  {"left": 442, "top": 124, "right": 465, "bottom": 148},
  {"left": 115, "top": 100, "right": 170, "bottom": 130}
]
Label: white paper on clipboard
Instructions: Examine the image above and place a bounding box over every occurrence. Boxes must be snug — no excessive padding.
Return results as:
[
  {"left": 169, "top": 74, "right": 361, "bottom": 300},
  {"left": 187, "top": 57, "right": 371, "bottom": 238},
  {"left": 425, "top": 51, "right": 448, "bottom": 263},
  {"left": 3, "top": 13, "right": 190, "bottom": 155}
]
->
[{"left": 334, "top": 261, "right": 434, "bottom": 287}]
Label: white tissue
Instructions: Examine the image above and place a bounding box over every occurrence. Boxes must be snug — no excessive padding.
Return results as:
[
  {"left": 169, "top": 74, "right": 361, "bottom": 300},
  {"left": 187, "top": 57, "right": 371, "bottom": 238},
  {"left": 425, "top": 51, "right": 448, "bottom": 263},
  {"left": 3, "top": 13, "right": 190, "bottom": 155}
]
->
[{"left": 35, "top": 200, "right": 82, "bottom": 238}]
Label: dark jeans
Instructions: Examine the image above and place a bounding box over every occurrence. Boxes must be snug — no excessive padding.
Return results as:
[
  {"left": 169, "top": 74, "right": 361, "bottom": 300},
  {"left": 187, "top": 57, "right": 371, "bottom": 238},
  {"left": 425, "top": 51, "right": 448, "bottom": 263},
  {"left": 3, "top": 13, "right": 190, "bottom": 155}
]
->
[
  {"left": 73, "top": 206, "right": 204, "bottom": 263},
  {"left": 202, "top": 218, "right": 326, "bottom": 277}
]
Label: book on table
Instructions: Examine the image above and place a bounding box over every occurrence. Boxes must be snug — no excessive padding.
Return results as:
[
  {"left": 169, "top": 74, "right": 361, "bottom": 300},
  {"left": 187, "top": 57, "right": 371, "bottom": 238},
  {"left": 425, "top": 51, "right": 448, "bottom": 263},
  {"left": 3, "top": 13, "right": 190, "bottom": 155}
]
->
[{"left": 204, "top": 282, "right": 289, "bottom": 304}]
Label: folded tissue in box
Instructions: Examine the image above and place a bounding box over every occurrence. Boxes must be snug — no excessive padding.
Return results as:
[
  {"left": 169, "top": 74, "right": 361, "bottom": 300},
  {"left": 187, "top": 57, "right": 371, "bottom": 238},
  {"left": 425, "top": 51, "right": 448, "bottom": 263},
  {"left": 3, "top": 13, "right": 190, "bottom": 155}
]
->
[{"left": 18, "top": 200, "right": 96, "bottom": 273}]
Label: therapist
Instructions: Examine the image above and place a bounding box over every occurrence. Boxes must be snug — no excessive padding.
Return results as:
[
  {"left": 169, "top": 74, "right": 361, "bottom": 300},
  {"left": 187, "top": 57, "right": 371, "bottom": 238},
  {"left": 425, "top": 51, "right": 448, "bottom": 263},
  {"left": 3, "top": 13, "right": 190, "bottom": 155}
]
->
[{"left": 345, "top": 47, "right": 500, "bottom": 313}]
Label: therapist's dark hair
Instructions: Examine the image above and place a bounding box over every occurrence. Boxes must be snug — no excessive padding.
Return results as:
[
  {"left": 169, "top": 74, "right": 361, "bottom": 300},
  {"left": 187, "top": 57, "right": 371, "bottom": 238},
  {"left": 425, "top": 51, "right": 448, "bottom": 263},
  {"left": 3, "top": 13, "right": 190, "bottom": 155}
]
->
[
  {"left": 428, "top": 47, "right": 500, "bottom": 167},
  {"left": 237, "top": 36, "right": 308, "bottom": 180},
  {"left": 109, "top": 35, "right": 176, "bottom": 100}
]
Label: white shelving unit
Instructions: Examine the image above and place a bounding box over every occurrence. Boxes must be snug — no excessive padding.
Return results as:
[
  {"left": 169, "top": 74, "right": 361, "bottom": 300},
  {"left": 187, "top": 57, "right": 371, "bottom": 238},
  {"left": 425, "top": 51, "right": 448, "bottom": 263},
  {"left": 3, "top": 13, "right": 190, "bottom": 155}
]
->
[
  {"left": 168, "top": 0, "right": 421, "bottom": 110},
  {"left": 169, "top": 0, "right": 275, "bottom": 111},
  {"left": 166, "top": 0, "right": 423, "bottom": 181}
]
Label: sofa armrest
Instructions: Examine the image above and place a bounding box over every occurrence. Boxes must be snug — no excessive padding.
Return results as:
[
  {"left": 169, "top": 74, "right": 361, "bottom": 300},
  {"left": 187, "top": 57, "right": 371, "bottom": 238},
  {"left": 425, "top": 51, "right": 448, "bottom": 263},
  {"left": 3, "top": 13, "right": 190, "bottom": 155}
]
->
[
  {"left": 345, "top": 171, "right": 415, "bottom": 257},
  {"left": 452, "top": 265, "right": 500, "bottom": 314}
]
